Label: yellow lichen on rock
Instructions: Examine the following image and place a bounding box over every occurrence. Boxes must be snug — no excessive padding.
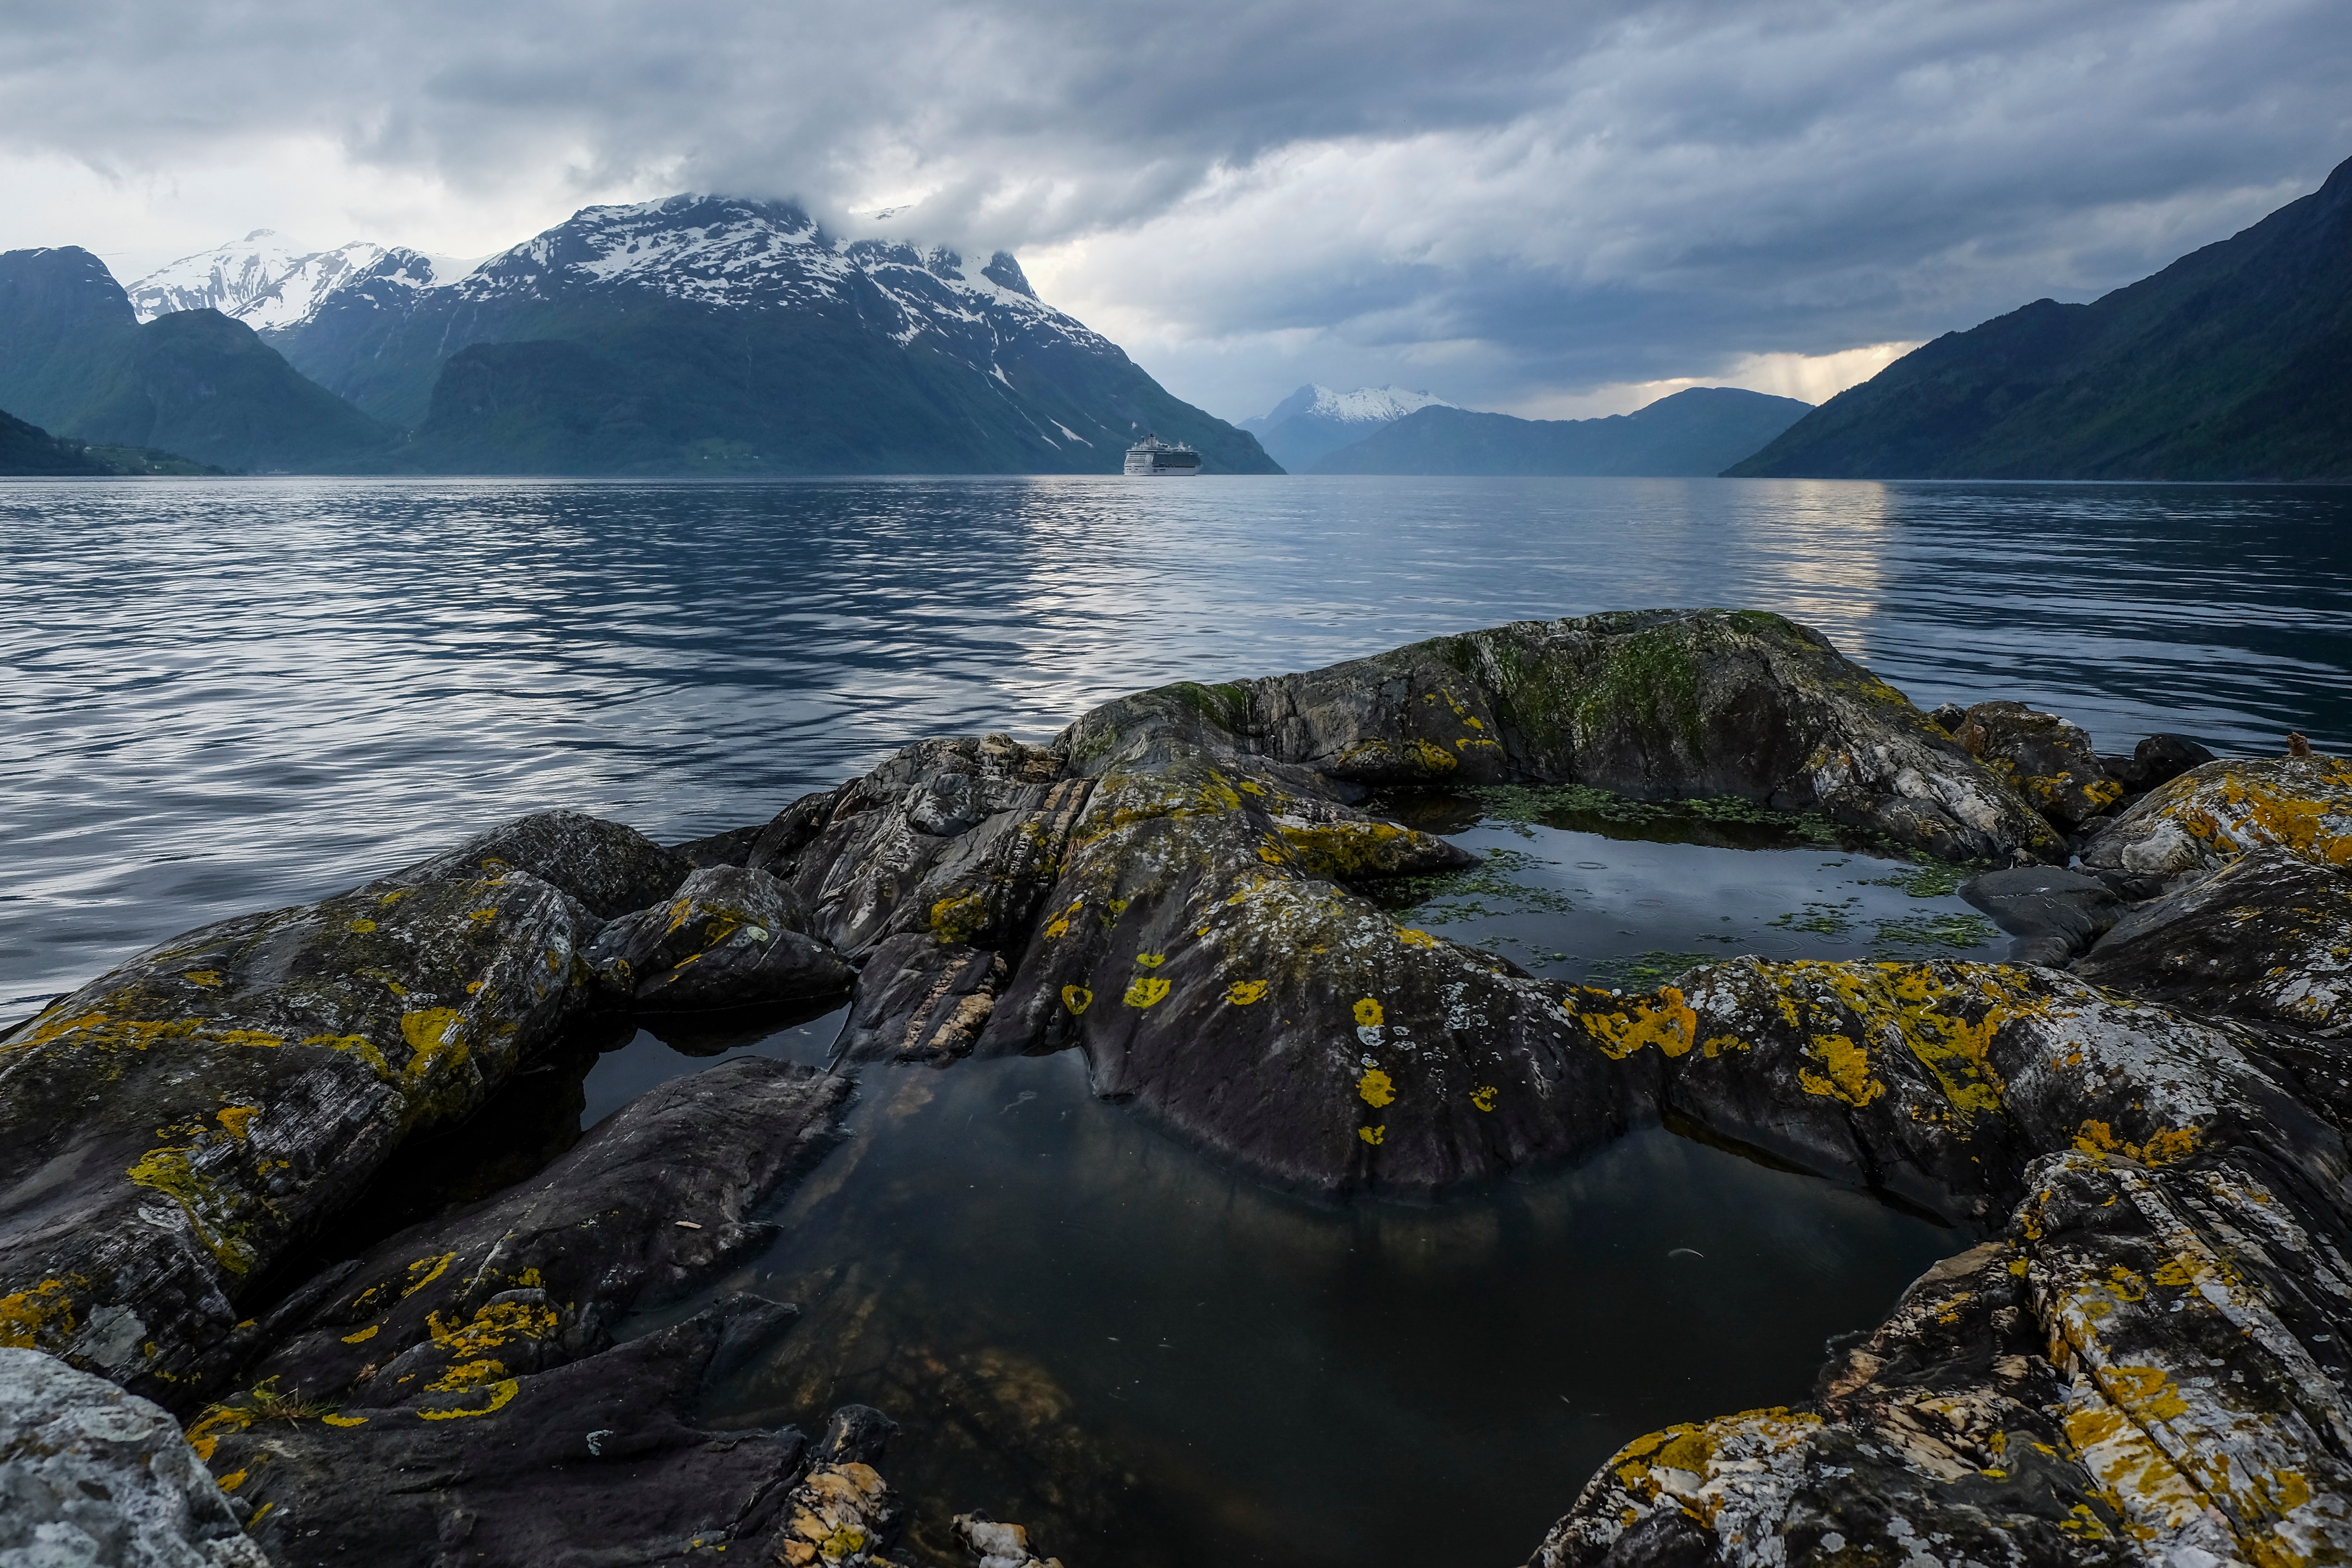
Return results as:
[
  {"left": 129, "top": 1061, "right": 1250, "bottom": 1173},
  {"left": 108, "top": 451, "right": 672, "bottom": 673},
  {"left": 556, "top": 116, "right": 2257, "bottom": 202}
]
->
[
  {"left": 1357, "top": 1067, "right": 1396, "bottom": 1107},
  {"left": 0, "top": 1275, "right": 82, "bottom": 1350},
  {"left": 1579, "top": 987, "right": 1698, "bottom": 1060}
]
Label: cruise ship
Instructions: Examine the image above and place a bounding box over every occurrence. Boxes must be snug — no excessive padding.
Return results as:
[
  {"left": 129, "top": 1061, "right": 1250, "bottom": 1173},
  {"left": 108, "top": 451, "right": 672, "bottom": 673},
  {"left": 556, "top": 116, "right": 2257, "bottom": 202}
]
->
[{"left": 1124, "top": 433, "right": 1202, "bottom": 475}]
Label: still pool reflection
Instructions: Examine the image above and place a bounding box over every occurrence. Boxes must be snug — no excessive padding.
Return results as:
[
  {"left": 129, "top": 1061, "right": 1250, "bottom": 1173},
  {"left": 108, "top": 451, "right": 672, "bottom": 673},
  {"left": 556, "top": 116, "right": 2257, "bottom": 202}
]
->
[{"left": 597, "top": 1039, "right": 1958, "bottom": 1567}]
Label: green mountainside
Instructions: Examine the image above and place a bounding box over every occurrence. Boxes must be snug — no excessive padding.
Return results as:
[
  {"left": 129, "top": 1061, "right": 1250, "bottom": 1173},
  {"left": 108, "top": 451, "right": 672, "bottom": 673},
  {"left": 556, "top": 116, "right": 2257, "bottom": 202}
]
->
[
  {"left": 0, "top": 405, "right": 226, "bottom": 477},
  {"left": 1730, "top": 152, "right": 2352, "bottom": 480},
  {"left": 1313, "top": 387, "right": 1812, "bottom": 476},
  {"left": 0, "top": 247, "right": 394, "bottom": 472}
]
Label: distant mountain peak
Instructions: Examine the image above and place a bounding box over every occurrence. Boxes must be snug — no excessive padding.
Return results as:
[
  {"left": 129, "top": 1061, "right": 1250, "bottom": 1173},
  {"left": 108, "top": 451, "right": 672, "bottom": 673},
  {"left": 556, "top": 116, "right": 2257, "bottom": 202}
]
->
[
  {"left": 128, "top": 234, "right": 389, "bottom": 331},
  {"left": 1238, "top": 383, "right": 1458, "bottom": 472}
]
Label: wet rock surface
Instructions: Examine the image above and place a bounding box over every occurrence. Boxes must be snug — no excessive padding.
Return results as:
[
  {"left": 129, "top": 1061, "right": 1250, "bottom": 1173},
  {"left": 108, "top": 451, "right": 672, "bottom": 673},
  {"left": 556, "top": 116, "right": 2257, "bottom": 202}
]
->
[
  {"left": 243, "top": 1055, "right": 848, "bottom": 1407},
  {"left": 587, "top": 864, "right": 855, "bottom": 1010},
  {"left": 0, "top": 1347, "right": 270, "bottom": 1568},
  {"left": 1960, "top": 865, "right": 2122, "bottom": 965}
]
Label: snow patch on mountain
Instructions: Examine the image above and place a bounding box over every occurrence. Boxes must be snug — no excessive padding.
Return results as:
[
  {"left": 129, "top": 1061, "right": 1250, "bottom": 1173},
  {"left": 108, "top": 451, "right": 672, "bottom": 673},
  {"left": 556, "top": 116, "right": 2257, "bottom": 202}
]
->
[
  {"left": 1238, "top": 384, "right": 1458, "bottom": 472},
  {"left": 128, "top": 233, "right": 389, "bottom": 330},
  {"left": 1302, "top": 385, "right": 1456, "bottom": 423}
]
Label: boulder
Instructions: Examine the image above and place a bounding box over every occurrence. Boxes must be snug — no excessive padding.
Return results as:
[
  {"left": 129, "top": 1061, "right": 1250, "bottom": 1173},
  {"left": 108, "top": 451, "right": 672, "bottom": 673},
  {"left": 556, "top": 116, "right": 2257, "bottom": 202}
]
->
[
  {"left": 765, "top": 1407, "right": 902, "bottom": 1567},
  {"left": 669, "top": 823, "right": 766, "bottom": 868},
  {"left": 585, "top": 864, "right": 855, "bottom": 1010},
  {"left": 0, "top": 861, "right": 599, "bottom": 1409},
  {"left": 839, "top": 932, "right": 1010, "bottom": 1065},
  {"left": 364, "top": 808, "right": 688, "bottom": 920},
  {"left": 2103, "top": 732, "right": 2216, "bottom": 794},
  {"left": 1950, "top": 700, "right": 2122, "bottom": 832},
  {"left": 198, "top": 1304, "right": 812, "bottom": 1568},
  {"left": 0, "top": 1347, "right": 269, "bottom": 1568},
  {"left": 2073, "top": 847, "right": 2352, "bottom": 1036},
  {"left": 1060, "top": 609, "right": 2060, "bottom": 862},
  {"left": 243, "top": 1056, "right": 849, "bottom": 1407},
  {"left": 2080, "top": 753, "right": 2352, "bottom": 884},
  {"left": 1958, "top": 864, "right": 2121, "bottom": 965}
]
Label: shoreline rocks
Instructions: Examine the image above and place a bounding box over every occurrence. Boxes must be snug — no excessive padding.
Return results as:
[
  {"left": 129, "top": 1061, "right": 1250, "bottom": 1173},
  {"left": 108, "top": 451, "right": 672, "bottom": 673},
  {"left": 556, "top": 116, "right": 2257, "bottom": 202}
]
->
[{"left": 7, "top": 608, "right": 2348, "bottom": 1568}]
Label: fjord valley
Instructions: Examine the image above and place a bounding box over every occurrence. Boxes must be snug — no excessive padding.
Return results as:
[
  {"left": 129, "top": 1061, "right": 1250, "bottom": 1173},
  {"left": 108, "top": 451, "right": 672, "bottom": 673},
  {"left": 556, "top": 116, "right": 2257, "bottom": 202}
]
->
[{"left": 0, "top": 196, "right": 1278, "bottom": 477}]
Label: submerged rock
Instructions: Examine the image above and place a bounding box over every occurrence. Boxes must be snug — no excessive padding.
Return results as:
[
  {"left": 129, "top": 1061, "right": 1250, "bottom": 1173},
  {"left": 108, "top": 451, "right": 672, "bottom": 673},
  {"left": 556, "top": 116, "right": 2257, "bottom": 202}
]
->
[
  {"left": 1950, "top": 700, "right": 2123, "bottom": 833},
  {"left": 586, "top": 864, "right": 855, "bottom": 1010},
  {"left": 0, "top": 1347, "right": 269, "bottom": 1568},
  {"left": 2080, "top": 752, "right": 2352, "bottom": 883},
  {"left": 1958, "top": 864, "right": 2121, "bottom": 965},
  {"left": 0, "top": 854, "right": 601, "bottom": 1407},
  {"left": 245, "top": 1056, "right": 848, "bottom": 1407},
  {"left": 2073, "top": 847, "right": 2352, "bottom": 1036}
]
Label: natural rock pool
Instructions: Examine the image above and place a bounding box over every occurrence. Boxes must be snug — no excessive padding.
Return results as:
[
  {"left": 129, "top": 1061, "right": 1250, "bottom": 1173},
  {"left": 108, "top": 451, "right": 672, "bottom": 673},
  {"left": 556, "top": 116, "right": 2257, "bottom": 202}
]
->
[{"left": 580, "top": 804, "right": 1975, "bottom": 1566}]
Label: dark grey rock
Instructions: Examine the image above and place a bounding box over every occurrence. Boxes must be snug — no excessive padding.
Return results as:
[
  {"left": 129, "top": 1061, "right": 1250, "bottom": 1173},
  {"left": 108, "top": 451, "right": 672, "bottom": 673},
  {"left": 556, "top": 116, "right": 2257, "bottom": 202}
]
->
[
  {"left": 366, "top": 808, "right": 689, "bottom": 920},
  {"left": 1950, "top": 700, "right": 2123, "bottom": 832},
  {"left": 204, "top": 1304, "right": 806, "bottom": 1568},
  {"left": 585, "top": 864, "right": 853, "bottom": 1010},
  {"left": 2073, "top": 847, "right": 2352, "bottom": 1035},
  {"left": 669, "top": 823, "right": 766, "bottom": 868},
  {"left": 841, "top": 931, "right": 1009, "bottom": 1064},
  {"left": 244, "top": 1055, "right": 850, "bottom": 1407},
  {"left": 2104, "top": 732, "right": 2217, "bottom": 792},
  {"left": 0, "top": 1348, "right": 268, "bottom": 1568},
  {"left": 1958, "top": 864, "right": 2121, "bottom": 965}
]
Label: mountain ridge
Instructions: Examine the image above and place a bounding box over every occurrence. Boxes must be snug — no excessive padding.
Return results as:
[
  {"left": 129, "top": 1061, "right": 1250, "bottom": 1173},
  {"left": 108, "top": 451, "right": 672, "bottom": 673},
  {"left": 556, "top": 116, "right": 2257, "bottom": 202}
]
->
[
  {"left": 1314, "top": 387, "right": 1812, "bottom": 476},
  {"left": 1728, "top": 151, "right": 2352, "bottom": 480},
  {"left": 1240, "top": 383, "right": 1454, "bottom": 472}
]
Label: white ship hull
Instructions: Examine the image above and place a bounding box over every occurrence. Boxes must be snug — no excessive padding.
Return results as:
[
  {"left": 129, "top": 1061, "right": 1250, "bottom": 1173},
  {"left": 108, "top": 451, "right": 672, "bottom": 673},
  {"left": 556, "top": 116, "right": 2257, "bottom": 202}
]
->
[{"left": 1124, "top": 433, "right": 1202, "bottom": 475}]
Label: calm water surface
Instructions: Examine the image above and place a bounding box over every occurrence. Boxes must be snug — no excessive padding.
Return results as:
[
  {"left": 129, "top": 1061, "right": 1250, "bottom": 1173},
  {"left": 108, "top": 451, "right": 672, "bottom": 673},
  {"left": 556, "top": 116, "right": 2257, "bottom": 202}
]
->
[{"left": 5, "top": 475, "right": 2349, "bottom": 1565}]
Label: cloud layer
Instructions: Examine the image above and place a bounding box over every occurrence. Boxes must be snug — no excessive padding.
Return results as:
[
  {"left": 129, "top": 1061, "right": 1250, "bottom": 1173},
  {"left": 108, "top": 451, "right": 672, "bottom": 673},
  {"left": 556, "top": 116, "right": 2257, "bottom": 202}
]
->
[{"left": 3, "top": 0, "right": 2346, "bottom": 419}]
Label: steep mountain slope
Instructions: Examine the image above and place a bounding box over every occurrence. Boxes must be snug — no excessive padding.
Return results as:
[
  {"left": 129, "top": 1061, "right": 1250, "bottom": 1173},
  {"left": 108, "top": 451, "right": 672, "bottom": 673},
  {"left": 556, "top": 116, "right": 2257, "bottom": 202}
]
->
[
  {"left": 0, "top": 406, "right": 222, "bottom": 476},
  {"left": 0, "top": 406, "right": 106, "bottom": 474},
  {"left": 128, "top": 233, "right": 390, "bottom": 330},
  {"left": 269, "top": 196, "right": 1277, "bottom": 475},
  {"left": 1239, "top": 384, "right": 1454, "bottom": 472},
  {"left": 1314, "top": 387, "right": 1812, "bottom": 476},
  {"left": 0, "top": 247, "right": 397, "bottom": 472},
  {"left": 1729, "top": 152, "right": 2352, "bottom": 480}
]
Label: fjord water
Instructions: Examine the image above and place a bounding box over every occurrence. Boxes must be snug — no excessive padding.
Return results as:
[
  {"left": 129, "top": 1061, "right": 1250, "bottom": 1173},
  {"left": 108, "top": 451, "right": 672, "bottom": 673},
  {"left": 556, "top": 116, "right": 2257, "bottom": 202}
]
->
[{"left": 6, "top": 475, "right": 2350, "bottom": 1563}]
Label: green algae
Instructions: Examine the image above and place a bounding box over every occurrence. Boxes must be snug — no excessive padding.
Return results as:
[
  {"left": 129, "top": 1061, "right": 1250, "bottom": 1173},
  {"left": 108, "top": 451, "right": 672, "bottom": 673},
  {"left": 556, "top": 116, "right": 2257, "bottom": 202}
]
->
[
  {"left": 1586, "top": 950, "right": 1722, "bottom": 990},
  {"left": 1377, "top": 846, "right": 1576, "bottom": 922}
]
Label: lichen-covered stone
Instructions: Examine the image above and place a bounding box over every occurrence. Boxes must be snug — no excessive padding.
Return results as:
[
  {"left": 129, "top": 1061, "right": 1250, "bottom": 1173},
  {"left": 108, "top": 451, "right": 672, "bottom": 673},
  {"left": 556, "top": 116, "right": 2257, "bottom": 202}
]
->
[
  {"left": 954, "top": 1513, "right": 1065, "bottom": 1568},
  {"left": 198, "top": 1303, "right": 809, "bottom": 1568},
  {"left": 0, "top": 863, "right": 598, "bottom": 1409},
  {"left": 2080, "top": 753, "right": 2352, "bottom": 883},
  {"left": 243, "top": 1056, "right": 848, "bottom": 1408},
  {"left": 0, "top": 1347, "right": 269, "bottom": 1568},
  {"left": 1061, "top": 609, "right": 2061, "bottom": 862},
  {"left": 364, "top": 808, "right": 688, "bottom": 920},
  {"left": 762, "top": 736, "right": 1089, "bottom": 960},
  {"left": 1952, "top": 701, "right": 2125, "bottom": 833},
  {"left": 585, "top": 864, "right": 854, "bottom": 1009},
  {"left": 1527, "top": 1243, "right": 2132, "bottom": 1568},
  {"left": 981, "top": 751, "right": 1649, "bottom": 1195},
  {"left": 2073, "top": 847, "right": 2352, "bottom": 1036}
]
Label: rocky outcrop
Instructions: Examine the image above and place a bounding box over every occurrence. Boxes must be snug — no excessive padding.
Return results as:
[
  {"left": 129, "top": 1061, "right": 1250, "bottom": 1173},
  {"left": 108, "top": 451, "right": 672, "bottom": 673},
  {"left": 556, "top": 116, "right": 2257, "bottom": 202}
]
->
[
  {"left": 2073, "top": 847, "right": 2352, "bottom": 1036},
  {"left": 0, "top": 1347, "right": 269, "bottom": 1567},
  {"left": 0, "top": 830, "right": 628, "bottom": 1406},
  {"left": 2080, "top": 754, "right": 2352, "bottom": 886},
  {"left": 365, "top": 808, "right": 688, "bottom": 920},
  {"left": 1063, "top": 610, "right": 2061, "bottom": 861},
  {"left": 586, "top": 864, "right": 854, "bottom": 1009},
  {"left": 1950, "top": 701, "right": 2123, "bottom": 833}
]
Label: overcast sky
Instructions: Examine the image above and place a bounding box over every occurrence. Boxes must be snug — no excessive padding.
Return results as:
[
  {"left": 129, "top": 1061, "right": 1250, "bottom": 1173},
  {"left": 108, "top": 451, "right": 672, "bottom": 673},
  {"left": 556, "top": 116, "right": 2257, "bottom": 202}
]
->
[{"left": 2, "top": 0, "right": 2345, "bottom": 421}]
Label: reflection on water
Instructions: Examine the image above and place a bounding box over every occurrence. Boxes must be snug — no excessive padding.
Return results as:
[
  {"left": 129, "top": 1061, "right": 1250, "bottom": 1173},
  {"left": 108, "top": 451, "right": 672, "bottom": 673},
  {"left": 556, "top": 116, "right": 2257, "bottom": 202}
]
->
[
  {"left": 5, "top": 474, "right": 2348, "bottom": 1009},
  {"left": 602, "top": 1045, "right": 1956, "bottom": 1568}
]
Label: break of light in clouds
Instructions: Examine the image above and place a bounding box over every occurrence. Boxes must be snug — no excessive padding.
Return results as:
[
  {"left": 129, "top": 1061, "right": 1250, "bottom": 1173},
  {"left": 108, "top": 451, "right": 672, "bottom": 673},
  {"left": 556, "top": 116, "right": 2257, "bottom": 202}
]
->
[{"left": 1, "top": 0, "right": 2345, "bottom": 421}]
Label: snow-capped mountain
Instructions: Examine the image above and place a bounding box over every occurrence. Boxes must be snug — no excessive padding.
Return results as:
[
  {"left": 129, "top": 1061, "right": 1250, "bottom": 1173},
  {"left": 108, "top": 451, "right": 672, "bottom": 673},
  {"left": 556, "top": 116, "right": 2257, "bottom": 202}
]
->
[
  {"left": 1239, "top": 384, "right": 1457, "bottom": 472},
  {"left": 127, "top": 233, "right": 392, "bottom": 331},
  {"left": 258, "top": 194, "right": 1274, "bottom": 475}
]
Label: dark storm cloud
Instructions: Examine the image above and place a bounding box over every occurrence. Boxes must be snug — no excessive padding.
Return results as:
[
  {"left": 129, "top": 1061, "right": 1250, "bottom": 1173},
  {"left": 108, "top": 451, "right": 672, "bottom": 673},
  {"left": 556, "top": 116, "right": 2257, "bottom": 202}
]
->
[{"left": 1, "top": 0, "right": 2345, "bottom": 413}]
